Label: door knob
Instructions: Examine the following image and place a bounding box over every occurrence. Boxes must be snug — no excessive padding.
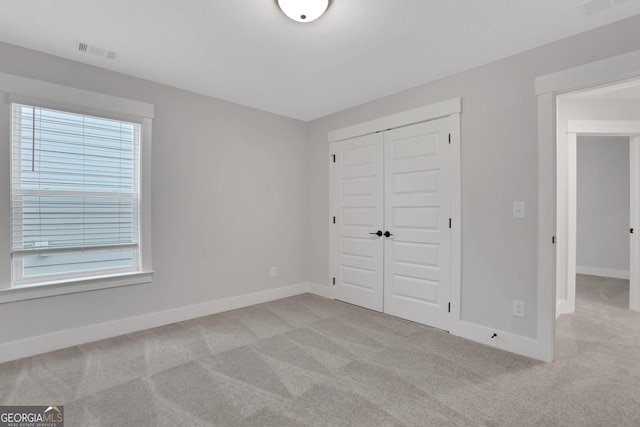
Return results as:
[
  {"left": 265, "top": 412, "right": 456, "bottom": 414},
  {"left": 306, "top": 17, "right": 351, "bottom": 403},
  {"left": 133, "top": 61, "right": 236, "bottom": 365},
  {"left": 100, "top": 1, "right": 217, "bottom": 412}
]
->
[
  {"left": 370, "top": 230, "right": 383, "bottom": 237},
  {"left": 384, "top": 231, "right": 393, "bottom": 237}
]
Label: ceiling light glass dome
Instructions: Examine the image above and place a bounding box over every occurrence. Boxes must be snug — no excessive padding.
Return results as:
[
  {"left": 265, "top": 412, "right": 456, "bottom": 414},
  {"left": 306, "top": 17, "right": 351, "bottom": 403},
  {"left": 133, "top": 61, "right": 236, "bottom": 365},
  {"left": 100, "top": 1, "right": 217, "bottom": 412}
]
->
[{"left": 277, "top": 0, "right": 329, "bottom": 23}]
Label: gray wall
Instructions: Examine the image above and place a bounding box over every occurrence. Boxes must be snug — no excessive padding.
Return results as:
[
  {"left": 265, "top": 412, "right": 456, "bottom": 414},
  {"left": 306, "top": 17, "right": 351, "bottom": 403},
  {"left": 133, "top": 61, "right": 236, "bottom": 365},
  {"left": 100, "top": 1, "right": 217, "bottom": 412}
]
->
[
  {"left": 577, "top": 136, "right": 630, "bottom": 273},
  {"left": 307, "top": 14, "right": 640, "bottom": 339},
  {"left": 0, "top": 42, "right": 309, "bottom": 344},
  {"left": 2, "top": 14, "right": 640, "bottom": 349}
]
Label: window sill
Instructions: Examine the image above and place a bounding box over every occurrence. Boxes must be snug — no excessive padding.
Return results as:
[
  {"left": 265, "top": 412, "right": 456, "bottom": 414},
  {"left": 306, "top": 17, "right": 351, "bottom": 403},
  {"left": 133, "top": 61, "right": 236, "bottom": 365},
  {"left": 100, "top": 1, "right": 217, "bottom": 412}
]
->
[{"left": 0, "top": 271, "right": 153, "bottom": 304}]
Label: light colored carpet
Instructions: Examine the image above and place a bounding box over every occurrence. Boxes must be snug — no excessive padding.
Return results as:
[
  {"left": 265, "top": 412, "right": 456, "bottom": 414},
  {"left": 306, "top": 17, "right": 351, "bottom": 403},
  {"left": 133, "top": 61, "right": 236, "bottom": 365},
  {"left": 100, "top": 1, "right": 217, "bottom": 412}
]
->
[{"left": 1, "top": 275, "right": 639, "bottom": 426}]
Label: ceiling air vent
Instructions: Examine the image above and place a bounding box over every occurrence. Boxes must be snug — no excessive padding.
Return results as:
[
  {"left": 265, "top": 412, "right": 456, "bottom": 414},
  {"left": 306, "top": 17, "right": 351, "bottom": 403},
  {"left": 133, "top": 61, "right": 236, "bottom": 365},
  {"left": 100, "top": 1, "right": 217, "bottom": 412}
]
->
[
  {"left": 89, "top": 46, "right": 106, "bottom": 57},
  {"left": 76, "top": 41, "right": 117, "bottom": 61}
]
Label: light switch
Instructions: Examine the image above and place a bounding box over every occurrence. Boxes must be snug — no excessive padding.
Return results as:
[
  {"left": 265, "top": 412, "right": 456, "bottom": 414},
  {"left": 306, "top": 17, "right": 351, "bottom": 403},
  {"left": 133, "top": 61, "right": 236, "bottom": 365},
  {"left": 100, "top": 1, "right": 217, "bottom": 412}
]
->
[{"left": 513, "top": 202, "right": 526, "bottom": 219}]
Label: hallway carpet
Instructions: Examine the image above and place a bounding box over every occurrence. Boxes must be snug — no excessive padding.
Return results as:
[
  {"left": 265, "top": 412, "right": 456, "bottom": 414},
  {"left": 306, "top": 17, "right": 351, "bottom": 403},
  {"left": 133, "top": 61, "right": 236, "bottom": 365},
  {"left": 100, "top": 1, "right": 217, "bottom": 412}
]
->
[{"left": 1, "top": 275, "right": 639, "bottom": 426}]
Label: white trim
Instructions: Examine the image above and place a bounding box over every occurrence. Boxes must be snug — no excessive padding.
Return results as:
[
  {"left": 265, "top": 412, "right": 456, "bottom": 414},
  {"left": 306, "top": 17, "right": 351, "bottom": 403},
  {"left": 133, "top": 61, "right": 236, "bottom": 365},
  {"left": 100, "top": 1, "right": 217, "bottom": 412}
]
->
[
  {"left": 315, "top": 273, "right": 549, "bottom": 360},
  {"left": 0, "top": 271, "right": 153, "bottom": 304},
  {"left": 449, "top": 113, "right": 462, "bottom": 322},
  {"left": 308, "top": 282, "right": 335, "bottom": 299},
  {"left": 452, "top": 321, "right": 551, "bottom": 362},
  {"left": 328, "top": 100, "right": 462, "bottom": 337},
  {"left": 536, "top": 92, "right": 556, "bottom": 362},
  {"left": 0, "top": 72, "right": 154, "bottom": 119},
  {"left": 0, "top": 282, "right": 310, "bottom": 364},
  {"left": 327, "top": 98, "right": 461, "bottom": 142},
  {"left": 560, "top": 121, "right": 640, "bottom": 315},
  {"left": 631, "top": 137, "right": 640, "bottom": 311},
  {"left": 576, "top": 266, "right": 630, "bottom": 280},
  {"left": 537, "top": 48, "right": 640, "bottom": 361},
  {"left": 565, "top": 132, "right": 578, "bottom": 316},
  {"left": 140, "top": 119, "right": 153, "bottom": 273},
  {"left": 556, "top": 300, "right": 573, "bottom": 317},
  {"left": 1, "top": 80, "right": 154, "bottom": 298},
  {"left": 3, "top": 280, "right": 556, "bottom": 364},
  {"left": 568, "top": 120, "right": 640, "bottom": 135},
  {"left": 536, "top": 49, "right": 640, "bottom": 96}
]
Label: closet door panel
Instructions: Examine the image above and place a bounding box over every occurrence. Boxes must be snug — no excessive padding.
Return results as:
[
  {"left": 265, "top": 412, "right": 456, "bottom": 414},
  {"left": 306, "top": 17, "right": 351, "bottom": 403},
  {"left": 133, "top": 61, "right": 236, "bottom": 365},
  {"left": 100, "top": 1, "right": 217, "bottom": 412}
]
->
[
  {"left": 334, "top": 133, "right": 384, "bottom": 312},
  {"left": 383, "top": 118, "right": 452, "bottom": 330}
]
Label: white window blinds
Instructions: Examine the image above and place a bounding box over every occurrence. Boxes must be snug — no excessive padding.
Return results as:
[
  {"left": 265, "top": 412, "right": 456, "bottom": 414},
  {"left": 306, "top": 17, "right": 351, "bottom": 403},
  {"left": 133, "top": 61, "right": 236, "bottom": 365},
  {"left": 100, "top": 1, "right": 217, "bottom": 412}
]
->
[{"left": 10, "top": 103, "right": 141, "bottom": 256}]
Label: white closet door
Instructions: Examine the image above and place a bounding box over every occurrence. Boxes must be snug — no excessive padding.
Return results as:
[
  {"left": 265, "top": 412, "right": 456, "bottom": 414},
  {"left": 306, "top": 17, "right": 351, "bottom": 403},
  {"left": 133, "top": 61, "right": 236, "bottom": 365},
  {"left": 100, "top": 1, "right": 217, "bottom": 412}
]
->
[
  {"left": 383, "top": 118, "right": 452, "bottom": 330},
  {"left": 334, "top": 133, "right": 384, "bottom": 312}
]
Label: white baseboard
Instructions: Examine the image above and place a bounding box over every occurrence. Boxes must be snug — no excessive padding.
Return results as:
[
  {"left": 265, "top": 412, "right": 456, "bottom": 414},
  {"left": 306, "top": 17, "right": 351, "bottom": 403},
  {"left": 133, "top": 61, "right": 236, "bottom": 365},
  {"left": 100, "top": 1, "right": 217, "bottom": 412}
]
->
[
  {"left": 556, "top": 299, "right": 574, "bottom": 318},
  {"left": 451, "top": 321, "right": 553, "bottom": 363},
  {"left": 308, "top": 283, "right": 554, "bottom": 361},
  {"left": 307, "top": 282, "right": 334, "bottom": 299},
  {"left": 0, "top": 283, "right": 309, "bottom": 364},
  {"left": 1, "top": 281, "right": 554, "bottom": 364},
  {"left": 576, "top": 265, "right": 629, "bottom": 280}
]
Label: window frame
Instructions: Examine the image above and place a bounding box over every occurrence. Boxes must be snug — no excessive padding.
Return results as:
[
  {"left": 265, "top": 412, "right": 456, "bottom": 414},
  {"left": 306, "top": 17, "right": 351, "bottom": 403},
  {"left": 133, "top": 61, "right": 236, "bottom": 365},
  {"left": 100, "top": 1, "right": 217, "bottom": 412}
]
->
[
  {"left": 10, "top": 103, "right": 142, "bottom": 286},
  {"left": 13, "top": 248, "right": 141, "bottom": 287},
  {"left": 0, "top": 73, "right": 153, "bottom": 304}
]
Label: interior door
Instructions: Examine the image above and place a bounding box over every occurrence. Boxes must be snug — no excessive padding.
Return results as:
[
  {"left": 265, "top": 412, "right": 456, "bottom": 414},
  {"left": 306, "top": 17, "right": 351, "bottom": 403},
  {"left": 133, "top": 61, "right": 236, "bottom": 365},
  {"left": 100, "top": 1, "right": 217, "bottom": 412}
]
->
[
  {"left": 383, "top": 118, "right": 452, "bottom": 330},
  {"left": 334, "top": 133, "right": 384, "bottom": 311}
]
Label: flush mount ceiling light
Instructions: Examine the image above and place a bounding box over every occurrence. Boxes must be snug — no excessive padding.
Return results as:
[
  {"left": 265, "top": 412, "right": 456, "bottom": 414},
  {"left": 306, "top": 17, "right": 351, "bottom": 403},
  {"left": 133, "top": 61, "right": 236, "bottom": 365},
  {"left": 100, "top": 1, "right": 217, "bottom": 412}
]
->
[{"left": 277, "top": 0, "right": 329, "bottom": 23}]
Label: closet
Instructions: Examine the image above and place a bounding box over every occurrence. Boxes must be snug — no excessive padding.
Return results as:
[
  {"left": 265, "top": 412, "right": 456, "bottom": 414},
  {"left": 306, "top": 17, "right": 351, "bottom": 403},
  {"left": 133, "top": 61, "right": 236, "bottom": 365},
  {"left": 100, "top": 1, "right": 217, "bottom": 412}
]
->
[{"left": 330, "top": 115, "right": 456, "bottom": 331}]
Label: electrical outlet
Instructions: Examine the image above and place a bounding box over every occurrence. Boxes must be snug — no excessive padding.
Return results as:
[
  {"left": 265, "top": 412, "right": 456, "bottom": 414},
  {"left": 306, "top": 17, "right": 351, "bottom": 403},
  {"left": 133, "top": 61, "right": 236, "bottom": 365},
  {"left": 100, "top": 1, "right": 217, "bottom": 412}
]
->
[
  {"left": 513, "top": 300, "right": 525, "bottom": 318},
  {"left": 513, "top": 202, "right": 526, "bottom": 219},
  {"left": 270, "top": 267, "right": 277, "bottom": 278}
]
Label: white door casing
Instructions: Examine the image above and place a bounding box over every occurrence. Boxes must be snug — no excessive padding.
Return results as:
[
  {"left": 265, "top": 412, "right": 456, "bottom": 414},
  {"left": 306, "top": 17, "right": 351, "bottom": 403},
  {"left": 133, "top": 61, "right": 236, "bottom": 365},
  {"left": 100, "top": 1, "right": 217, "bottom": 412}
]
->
[
  {"left": 331, "top": 117, "right": 454, "bottom": 330},
  {"left": 333, "top": 133, "right": 385, "bottom": 311},
  {"left": 631, "top": 136, "right": 640, "bottom": 312},
  {"left": 557, "top": 120, "right": 640, "bottom": 315},
  {"left": 383, "top": 118, "right": 452, "bottom": 329},
  {"left": 537, "top": 49, "right": 640, "bottom": 362},
  {"left": 329, "top": 98, "right": 461, "bottom": 333}
]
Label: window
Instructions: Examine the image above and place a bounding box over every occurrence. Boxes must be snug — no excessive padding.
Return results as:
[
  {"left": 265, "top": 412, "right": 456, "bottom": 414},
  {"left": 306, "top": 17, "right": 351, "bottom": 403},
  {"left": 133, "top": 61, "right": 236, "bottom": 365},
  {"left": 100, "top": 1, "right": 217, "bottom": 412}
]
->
[
  {"left": 0, "top": 72, "right": 153, "bottom": 302},
  {"left": 10, "top": 104, "right": 141, "bottom": 287}
]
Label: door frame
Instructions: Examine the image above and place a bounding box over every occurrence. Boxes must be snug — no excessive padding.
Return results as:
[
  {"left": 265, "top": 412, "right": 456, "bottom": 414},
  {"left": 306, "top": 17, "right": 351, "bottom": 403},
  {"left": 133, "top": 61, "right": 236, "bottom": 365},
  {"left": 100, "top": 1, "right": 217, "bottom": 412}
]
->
[
  {"left": 328, "top": 98, "right": 461, "bottom": 327},
  {"left": 557, "top": 121, "right": 640, "bottom": 315},
  {"left": 536, "top": 48, "right": 640, "bottom": 362}
]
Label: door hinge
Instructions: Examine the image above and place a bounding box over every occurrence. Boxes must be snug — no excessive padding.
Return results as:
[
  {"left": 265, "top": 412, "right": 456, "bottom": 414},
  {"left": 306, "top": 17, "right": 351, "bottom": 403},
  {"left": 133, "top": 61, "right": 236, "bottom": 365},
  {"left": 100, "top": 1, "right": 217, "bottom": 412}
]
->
[
  {"left": 552, "top": 236, "right": 556, "bottom": 244},
  {"left": 448, "top": 134, "right": 451, "bottom": 144},
  {"left": 333, "top": 216, "right": 336, "bottom": 224},
  {"left": 449, "top": 218, "right": 452, "bottom": 229},
  {"left": 332, "top": 277, "right": 336, "bottom": 285},
  {"left": 331, "top": 154, "right": 336, "bottom": 163},
  {"left": 631, "top": 228, "right": 634, "bottom": 234},
  {"left": 448, "top": 302, "right": 451, "bottom": 313}
]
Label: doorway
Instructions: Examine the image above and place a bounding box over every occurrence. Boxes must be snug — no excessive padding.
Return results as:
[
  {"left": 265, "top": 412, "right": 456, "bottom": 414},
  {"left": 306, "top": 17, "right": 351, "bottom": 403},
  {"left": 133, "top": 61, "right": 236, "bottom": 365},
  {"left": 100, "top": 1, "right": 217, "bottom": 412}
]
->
[
  {"left": 536, "top": 49, "right": 640, "bottom": 361},
  {"left": 577, "top": 135, "right": 632, "bottom": 310},
  {"left": 576, "top": 135, "right": 630, "bottom": 283},
  {"left": 556, "top": 119, "right": 639, "bottom": 316},
  {"left": 554, "top": 102, "right": 640, "bottom": 316}
]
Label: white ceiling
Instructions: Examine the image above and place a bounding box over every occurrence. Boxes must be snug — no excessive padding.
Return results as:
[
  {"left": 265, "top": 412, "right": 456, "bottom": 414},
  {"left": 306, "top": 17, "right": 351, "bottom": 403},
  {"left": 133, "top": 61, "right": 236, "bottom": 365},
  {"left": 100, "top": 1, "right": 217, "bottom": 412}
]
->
[{"left": 1, "top": 0, "right": 640, "bottom": 121}]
